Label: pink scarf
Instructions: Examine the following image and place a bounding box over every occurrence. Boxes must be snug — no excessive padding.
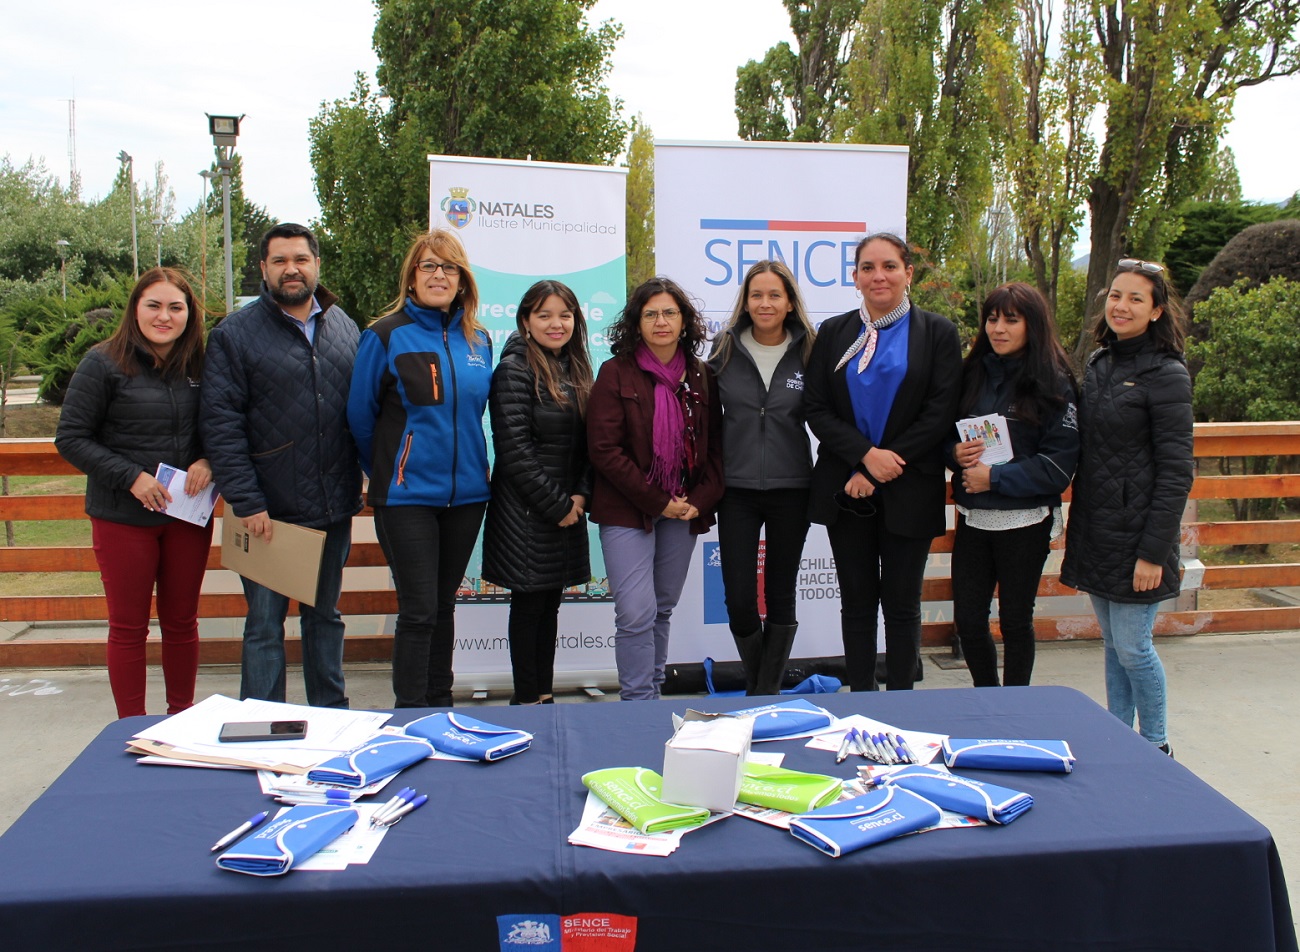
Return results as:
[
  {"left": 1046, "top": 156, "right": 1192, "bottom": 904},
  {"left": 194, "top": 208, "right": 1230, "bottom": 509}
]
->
[{"left": 635, "top": 343, "right": 688, "bottom": 494}]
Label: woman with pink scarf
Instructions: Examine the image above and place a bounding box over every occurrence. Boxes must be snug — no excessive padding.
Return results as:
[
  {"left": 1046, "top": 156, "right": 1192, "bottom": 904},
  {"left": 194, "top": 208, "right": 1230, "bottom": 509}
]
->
[{"left": 587, "top": 277, "right": 725, "bottom": 700}]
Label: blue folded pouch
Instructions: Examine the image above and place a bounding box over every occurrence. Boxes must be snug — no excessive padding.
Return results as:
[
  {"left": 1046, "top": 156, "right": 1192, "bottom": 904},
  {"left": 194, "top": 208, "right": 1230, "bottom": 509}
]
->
[
  {"left": 883, "top": 765, "right": 1034, "bottom": 824},
  {"left": 725, "top": 698, "right": 835, "bottom": 741},
  {"left": 216, "top": 804, "right": 358, "bottom": 877},
  {"left": 402, "top": 712, "right": 533, "bottom": 762},
  {"left": 788, "top": 786, "right": 942, "bottom": 857},
  {"left": 305, "top": 735, "right": 435, "bottom": 787},
  {"left": 942, "top": 738, "right": 1076, "bottom": 773}
]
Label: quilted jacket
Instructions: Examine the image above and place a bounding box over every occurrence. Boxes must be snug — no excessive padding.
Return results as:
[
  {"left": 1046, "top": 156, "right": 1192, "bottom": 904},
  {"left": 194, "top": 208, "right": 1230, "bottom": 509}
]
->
[
  {"left": 1060, "top": 333, "right": 1194, "bottom": 603},
  {"left": 56, "top": 346, "right": 204, "bottom": 527},
  {"left": 480, "top": 333, "right": 592, "bottom": 591},
  {"left": 200, "top": 285, "right": 363, "bottom": 528}
]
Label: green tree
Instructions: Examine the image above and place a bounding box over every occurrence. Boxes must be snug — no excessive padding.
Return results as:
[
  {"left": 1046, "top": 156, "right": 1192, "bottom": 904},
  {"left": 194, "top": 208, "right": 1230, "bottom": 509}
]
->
[
  {"left": 624, "top": 118, "right": 654, "bottom": 294},
  {"left": 1191, "top": 277, "right": 1300, "bottom": 422},
  {"left": 1164, "top": 198, "right": 1283, "bottom": 295},
  {"left": 985, "top": 0, "right": 1099, "bottom": 318},
  {"left": 310, "top": 0, "right": 627, "bottom": 321},
  {"left": 1080, "top": 0, "right": 1300, "bottom": 360},
  {"left": 1193, "top": 145, "right": 1243, "bottom": 204},
  {"left": 734, "top": 0, "right": 860, "bottom": 142},
  {"left": 841, "top": 0, "right": 1012, "bottom": 264}
]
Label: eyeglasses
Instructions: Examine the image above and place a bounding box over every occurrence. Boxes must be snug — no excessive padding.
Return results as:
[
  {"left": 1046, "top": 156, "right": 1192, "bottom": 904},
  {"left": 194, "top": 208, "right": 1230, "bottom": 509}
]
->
[
  {"left": 641, "top": 308, "right": 681, "bottom": 323},
  {"left": 1117, "top": 258, "right": 1164, "bottom": 275},
  {"left": 416, "top": 261, "right": 461, "bottom": 276}
]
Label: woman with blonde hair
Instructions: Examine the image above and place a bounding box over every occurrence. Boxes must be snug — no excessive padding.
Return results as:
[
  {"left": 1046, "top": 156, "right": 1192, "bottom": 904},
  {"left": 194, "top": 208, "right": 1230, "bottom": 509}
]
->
[
  {"left": 348, "top": 229, "right": 492, "bottom": 708},
  {"left": 708, "top": 260, "right": 816, "bottom": 694}
]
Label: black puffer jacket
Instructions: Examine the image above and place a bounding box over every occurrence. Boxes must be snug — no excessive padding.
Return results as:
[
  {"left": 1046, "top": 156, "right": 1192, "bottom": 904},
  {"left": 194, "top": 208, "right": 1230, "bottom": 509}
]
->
[
  {"left": 1061, "top": 334, "right": 1194, "bottom": 603},
  {"left": 56, "top": 346, "right": 204, "bottom": 527},
  {"left": 200, "top": 285, "right": 362, "bottom": 528},
  {"left": 481, "top": 334, "right": 592, "bottom": 592}
]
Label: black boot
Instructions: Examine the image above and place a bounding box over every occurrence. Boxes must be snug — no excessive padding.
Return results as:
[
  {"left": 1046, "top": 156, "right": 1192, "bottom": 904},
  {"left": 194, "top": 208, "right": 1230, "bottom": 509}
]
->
[
  {"left": 756, "top": 622, "right": 799, "bottom": 696},
  {"left": 732, "top": 628, "right": 763, "bottom": 695}
]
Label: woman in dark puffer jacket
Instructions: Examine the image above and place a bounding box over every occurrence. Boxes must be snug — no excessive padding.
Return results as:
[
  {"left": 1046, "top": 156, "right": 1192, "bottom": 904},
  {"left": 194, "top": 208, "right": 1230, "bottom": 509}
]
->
[
  {"left": 1061, "top": 259, "right": 1193, "bottom": 756},
  {"left": 482, "top": 281, "right": 594, "bottom": 704},
  {"left": 56, "top": 268, "right": 212, "bottom": 718}
]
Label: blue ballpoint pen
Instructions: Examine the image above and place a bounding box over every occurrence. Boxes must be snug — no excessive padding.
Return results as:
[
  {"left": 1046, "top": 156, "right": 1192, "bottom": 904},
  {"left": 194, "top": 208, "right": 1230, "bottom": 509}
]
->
[
  {"left": 852, "top": 729, "right": 872, "bottom": 759},
  {"left": 377, "top": 793, "right": 428, "bottom": 828},
  {"left": 873, "top": 733, "right": 897, "bottom": 764},
  {"left": 836, "top": 729, "right": 855, "bottom": 764},
  {"left": 897, "top": 734, "right": 920, "bottom": 764},
  {"left": 866, "top": 732, "right": 889, "bottom": 764},
  {"left": 210, "top": 811, "right": 270, "bottom": 852},
  {"left": 887, "top": 732, "right": 912, "bottom": 764},
  {"left": 371, "top": 787, "right": 416, "bottom": 827}
]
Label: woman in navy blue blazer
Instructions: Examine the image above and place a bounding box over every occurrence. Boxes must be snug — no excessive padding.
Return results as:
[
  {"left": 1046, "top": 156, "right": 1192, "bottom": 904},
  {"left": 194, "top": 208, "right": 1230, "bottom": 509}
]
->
[{"left": 805, "top": 234, "right": 963, "bottom": 691}]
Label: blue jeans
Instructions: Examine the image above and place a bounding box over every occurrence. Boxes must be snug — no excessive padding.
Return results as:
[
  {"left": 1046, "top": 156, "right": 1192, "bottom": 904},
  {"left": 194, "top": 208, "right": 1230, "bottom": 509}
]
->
[
  {"left": 1090, "top": 595, "right": 1166, "bottom": 745},
  {"left": 600, "top": 519, "right": 698, "bottom": 701},
  {"left": 239, "top": 519, "right": 352, "bottom": 709}
]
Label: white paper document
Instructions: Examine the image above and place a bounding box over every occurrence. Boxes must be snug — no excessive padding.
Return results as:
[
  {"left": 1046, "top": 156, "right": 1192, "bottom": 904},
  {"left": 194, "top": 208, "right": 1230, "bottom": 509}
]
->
[
  {"left": 955, "top": 414, "right": 1014, "bottom": 465},
  {"left": 131, "top": 695, "right": 391, "bottom": 769},
  {"left": 154, "top": 463, "right": 219, "bottom": 527}
]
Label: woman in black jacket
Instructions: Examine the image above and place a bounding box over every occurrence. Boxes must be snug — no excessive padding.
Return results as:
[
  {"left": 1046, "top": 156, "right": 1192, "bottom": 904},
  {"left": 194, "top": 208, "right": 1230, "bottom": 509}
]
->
[
  {"left": 481, "top": 281, "right": 594, "bottom": 704},
  {"left": 805, "top": 234, "right": 963, "bottom": 691},
  {"left": 708, "top": 260, "right": 816, "bottom": 694},
  {"left": 946, "top": 283, "right": 1078, "bottom": 688},
  {"left": 1061, "top": 259, "right": 1193, "bottom": 755},
  {"left": 55, "top": 268, "right": 212, "bottom": 718}
]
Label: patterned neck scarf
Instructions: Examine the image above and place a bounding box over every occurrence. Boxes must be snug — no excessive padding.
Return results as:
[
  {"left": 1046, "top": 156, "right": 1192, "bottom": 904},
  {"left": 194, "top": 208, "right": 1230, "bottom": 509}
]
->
[{"left": 835, "top": 295, "right": 912, "bottom": 374}]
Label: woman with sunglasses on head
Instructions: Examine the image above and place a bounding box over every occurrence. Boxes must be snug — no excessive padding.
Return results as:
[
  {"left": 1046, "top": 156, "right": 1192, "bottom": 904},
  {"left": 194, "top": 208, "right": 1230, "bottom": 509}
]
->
[
  {"left": 55, "top": 268, "right": 211, "bottom": 718},
  {"left": 587, "top": 277, "right": 724, "bottom": 700},
  {"left": 708, "top": 260, "right": 816, "bottom": 695},
  {"left": 946, "top": 283, "right": 1079, "bottom": 688},
  {"left": 347, "top": 229, "right": 492, "bottom": 708},
  {"left": 1061, "top": 258, "right": 1192, "bottom": 756},
  {"left": 481, "top": 281, "right": 594, "bottom": 705},
  {"left": 805, "top": 233, "right": 963, "bottom": 691}
]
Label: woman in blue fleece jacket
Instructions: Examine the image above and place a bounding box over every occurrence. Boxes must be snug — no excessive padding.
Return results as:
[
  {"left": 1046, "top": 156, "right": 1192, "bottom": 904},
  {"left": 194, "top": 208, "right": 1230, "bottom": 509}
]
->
[{"left": 347, "top": 229, "right": 492, "bottom": 708}]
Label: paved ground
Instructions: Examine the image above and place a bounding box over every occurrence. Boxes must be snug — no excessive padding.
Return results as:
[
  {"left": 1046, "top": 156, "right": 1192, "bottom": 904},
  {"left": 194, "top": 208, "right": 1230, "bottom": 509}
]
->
[{"left": 2, "top": 631, "right": 1296, "bottom": 924}]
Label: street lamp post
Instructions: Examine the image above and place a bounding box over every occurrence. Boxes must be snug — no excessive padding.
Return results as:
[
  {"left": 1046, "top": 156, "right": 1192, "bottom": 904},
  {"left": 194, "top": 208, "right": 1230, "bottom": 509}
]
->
[
  {"left": 198, "top": 169, "right": 215, "bottom": 311},
  {"left": 206, "top": 114, "right": 243, "bottom": 313},
  {"left": 152, "top": 218, "right": 166, "bottom": 268},
  {"left": 116, "top": 151, "right": 139, "bottom": 279},
  {"left": 55, "top": 239, "right": 70, "bottom": 300}
]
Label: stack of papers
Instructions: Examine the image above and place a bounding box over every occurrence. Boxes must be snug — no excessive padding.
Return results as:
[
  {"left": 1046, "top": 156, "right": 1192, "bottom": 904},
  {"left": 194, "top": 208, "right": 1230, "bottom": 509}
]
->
[{"left": 127, "top": 695, "right": 391, "bottom": 773}]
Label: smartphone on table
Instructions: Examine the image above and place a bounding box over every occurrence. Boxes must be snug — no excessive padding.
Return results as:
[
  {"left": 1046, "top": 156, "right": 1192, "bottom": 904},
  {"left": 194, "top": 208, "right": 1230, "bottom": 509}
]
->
[{"left": 218, "top": 720, "right": 308, "bottom": 743}]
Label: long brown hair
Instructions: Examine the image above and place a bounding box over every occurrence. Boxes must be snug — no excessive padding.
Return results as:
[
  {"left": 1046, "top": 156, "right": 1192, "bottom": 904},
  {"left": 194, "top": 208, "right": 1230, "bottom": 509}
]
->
[
  {"left": 515, "top": 280, "right": 594, "bottom": 413},
  {"left": 383, "top": 229, "right": 486, "bottom": 349},
  {"left": 100, "top": 267, "right": 205, "bottom": 382},
  {"left": 711, "top": 259, "right": 816, "bottom": 372}
]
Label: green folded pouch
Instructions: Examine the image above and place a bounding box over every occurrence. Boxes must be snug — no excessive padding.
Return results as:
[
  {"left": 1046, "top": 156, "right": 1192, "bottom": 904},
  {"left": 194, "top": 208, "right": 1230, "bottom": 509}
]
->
[
  {"left": 581, "top": 766, "right": 712, "bottom": 834},
  {"left": 738, "top": 762, "right": 844, "bottom": 813}
]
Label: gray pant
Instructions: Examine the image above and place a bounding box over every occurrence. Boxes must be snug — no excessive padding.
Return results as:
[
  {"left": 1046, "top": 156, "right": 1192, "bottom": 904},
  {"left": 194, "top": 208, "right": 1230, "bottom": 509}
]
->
[{"left": 600, "top": 518, "right": 698, "bottom": 700}]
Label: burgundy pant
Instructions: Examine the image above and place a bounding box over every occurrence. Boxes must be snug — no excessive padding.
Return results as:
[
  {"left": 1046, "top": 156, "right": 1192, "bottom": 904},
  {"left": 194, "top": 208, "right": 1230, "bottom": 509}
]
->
[{"left": 91, "top": 517, "right": 213, "bottom": 718}]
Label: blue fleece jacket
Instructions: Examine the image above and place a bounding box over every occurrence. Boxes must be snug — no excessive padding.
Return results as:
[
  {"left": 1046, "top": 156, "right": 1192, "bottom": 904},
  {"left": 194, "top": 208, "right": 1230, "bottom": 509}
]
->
[{"left": 347, "top": 299, "right": 492, "bottom": 507}]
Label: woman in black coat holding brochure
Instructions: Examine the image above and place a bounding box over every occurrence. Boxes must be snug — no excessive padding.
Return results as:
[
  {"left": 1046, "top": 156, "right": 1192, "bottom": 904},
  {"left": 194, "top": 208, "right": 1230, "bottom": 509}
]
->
[
  {"left": 945, "top": 283, "right": 1078, "bottom": 688},
  {"left": 55, "top": 268, "right": 212, "bottom": 719}
]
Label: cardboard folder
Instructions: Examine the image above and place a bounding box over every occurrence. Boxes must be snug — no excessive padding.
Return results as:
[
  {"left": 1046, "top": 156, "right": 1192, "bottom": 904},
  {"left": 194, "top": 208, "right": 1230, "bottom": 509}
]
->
[{"left": 220, "top": 516, "right": 326, "bottom": 606}]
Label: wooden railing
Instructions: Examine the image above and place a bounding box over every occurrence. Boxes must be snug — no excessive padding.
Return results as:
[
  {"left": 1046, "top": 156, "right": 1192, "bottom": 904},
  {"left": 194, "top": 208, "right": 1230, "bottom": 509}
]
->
[{"left": 2, "top": 422, "right": 1299, "bottom": 667}]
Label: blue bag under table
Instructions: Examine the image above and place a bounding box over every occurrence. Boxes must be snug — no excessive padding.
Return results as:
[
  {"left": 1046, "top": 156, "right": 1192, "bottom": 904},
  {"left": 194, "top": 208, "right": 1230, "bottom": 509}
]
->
[{"left": 0, "top": 686, "right": 1293, "bottom": 952}]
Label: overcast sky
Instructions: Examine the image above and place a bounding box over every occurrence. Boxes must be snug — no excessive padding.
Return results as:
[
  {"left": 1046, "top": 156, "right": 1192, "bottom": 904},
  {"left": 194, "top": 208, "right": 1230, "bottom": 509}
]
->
[{"left": 3, "top": 0, "right": 1296, "bottom": 231}]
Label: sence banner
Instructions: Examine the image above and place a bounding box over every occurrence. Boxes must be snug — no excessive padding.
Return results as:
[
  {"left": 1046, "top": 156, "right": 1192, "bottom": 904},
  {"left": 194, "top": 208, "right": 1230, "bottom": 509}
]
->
[{"left": 653, "top": 140, "right": 920, "bottom": 670}]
